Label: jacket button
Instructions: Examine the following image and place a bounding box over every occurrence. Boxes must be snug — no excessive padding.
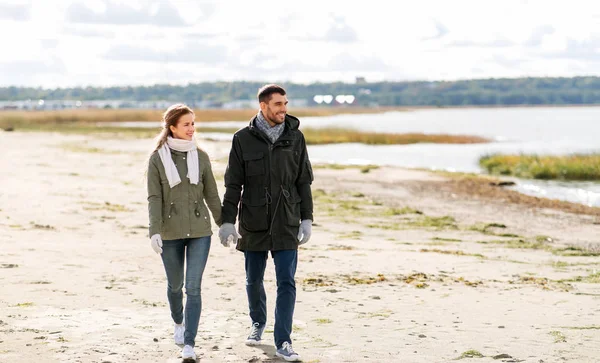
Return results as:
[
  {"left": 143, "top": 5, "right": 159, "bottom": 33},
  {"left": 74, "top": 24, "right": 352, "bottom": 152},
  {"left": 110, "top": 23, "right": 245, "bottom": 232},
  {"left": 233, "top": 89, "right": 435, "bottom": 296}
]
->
[
  {"left": 183, "top": 157, "right": 186, "bottom": 160},
  {"left": 170, "top": 202, "right": 174, "bottom": 205},
  {"left": 196, "top": 212, "right": 199, "bottom": 216},
  {"left": 187, "top": 233, "right": 190, "bottom": 237},
  {"left": 204, "top": 216, "right": 207, "bottom": 219},
  {"left": 194, "top": 201, "right": 197, "bottom": 204},
  {"left": 168, "top": 215, "right": 171, "bottom": 218}
]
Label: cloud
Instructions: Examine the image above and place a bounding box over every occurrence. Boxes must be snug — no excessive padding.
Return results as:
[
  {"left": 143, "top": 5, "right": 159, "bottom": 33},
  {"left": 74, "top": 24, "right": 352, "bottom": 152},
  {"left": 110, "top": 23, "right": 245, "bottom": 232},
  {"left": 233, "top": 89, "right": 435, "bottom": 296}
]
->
[
  {"left": 0, "top": 3, "right": 30, "bottom": 21},
  {"left": 0, "top": 58, "right": 67, "bottom": 85},
  {"left": 104, "top": 42, "right": 229, "bottom": 64},
  {"left": 423, "top": 20, "right": 449, "bottom": 40},
  {"left": 62, "top": 25, "right": 116, "bottom": 38},
  {"left": 449, "top": 38, "right": 514, "bottom": 48},
  {"left": 525, "top": 25, "right": 554, "bottom": 46},
  {"left": 66, "top": 1, "right": 187, "bottom": 27},
  {"left": 328, "top": 53, "right": 388, "bottom": 71},
  {"left": 491, "top": 54, "right": 525, "bottom": 68},
  {"left": 40, "top": 39, "right": 60, "bottom": 49},
  {"left": 325, "top": 17, "right": 358, "bottom": 43},
  {"left": 548, "top": 37, "right": 600, "bottom": 62}
]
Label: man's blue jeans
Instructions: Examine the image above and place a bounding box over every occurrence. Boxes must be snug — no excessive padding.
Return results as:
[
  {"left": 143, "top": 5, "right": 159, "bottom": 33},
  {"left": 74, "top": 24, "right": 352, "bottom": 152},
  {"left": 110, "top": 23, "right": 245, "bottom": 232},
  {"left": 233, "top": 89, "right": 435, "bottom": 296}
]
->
[
  {"left": 245, "top": 249, "right": 298, "bottom": 349},
  {"left": 161, "top": 236, "right": 211, "bottom": 347}
]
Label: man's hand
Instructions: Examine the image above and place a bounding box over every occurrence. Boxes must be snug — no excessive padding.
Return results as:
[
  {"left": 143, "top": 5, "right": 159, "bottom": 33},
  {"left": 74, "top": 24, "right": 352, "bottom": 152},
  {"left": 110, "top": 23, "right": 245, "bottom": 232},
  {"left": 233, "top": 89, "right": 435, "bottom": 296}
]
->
[
  {"left": 219, "top": 223, "right": 240, "bottom": 247},
  {"left": 297, "top": 219, "right": 312, "bottom": 245},
  {"left": 150, "top": 234, "right": 163, "bottom": 254}
]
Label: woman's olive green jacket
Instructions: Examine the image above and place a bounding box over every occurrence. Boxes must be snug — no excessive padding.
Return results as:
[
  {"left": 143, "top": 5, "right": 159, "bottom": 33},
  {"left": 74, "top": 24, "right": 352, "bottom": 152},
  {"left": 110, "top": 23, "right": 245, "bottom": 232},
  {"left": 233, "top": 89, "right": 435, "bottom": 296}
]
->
[{"left": 147, "top": 148, "right": 222, "bottom": 240}]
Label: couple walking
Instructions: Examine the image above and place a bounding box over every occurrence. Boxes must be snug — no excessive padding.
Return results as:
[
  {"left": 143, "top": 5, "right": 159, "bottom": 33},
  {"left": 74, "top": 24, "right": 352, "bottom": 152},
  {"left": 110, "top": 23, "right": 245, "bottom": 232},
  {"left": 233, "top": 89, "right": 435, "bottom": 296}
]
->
[{"left": 146, "top": 84, "right": 314, "bottom": 362}]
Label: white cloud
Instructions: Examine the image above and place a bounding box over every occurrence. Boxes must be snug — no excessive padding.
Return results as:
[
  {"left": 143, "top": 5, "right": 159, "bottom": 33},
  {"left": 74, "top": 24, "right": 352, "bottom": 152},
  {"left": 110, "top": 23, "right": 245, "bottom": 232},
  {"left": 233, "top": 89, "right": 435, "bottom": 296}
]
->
[
  {"left": 0, "top": 3, "right": 31, "bottom": 21},
  {"left": 66, "top": 0, "right": 187, "bottom": 27},
  {"left": 2, "top": 0, "right": 600, "bottom": 87},
  {"left": 104, "top": 42, "right": 229, "bottom": 64}
]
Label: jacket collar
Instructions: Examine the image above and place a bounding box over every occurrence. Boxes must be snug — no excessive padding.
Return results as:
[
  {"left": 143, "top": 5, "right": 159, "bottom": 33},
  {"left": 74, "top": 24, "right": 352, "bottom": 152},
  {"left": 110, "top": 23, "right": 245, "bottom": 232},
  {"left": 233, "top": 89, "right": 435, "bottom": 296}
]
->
[{"left": 248, "top": 113, "right": 299, "bottom": 143}]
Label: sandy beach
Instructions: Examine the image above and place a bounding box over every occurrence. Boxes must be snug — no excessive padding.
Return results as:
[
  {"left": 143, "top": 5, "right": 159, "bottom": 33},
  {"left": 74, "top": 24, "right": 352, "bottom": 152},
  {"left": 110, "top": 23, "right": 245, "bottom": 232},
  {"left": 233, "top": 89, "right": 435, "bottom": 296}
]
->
[{"left": 1, "top": 130, "right": 599, "bottom": 363}]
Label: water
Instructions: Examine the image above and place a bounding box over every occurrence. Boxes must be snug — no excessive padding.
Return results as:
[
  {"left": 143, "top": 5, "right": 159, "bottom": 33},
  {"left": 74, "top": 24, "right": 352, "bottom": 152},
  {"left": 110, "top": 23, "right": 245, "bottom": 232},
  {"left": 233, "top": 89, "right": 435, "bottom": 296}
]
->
[{"left": 108, "top": 107, "right": 600, "bottom": 206}]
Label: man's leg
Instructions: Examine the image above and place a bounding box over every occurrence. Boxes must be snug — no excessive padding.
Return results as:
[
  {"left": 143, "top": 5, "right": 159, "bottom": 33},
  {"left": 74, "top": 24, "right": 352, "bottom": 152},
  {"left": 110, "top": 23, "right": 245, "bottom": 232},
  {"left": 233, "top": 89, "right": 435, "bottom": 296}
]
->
[
  {"left": 244, "top": 250, "right": 268, "bottom": 326},
  {"left": 272, "top": 249, "right": 298, "bottom": 349},
  {"left": 183, "top": 236, "right": 211, "bottom": 347}
]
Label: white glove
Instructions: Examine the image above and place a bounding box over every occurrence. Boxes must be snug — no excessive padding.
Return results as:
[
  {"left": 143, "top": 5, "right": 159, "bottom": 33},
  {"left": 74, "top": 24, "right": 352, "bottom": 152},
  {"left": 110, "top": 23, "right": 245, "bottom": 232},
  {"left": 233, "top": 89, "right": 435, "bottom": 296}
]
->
[
  {"left": 297, "top": 219, "right": 312, "bottom": 245},
  {"left": 218, "top": 223, "right": 240, "bottom": 247},
  {"left": 150, "top": 234, "right": 163, "bottom": 254}
]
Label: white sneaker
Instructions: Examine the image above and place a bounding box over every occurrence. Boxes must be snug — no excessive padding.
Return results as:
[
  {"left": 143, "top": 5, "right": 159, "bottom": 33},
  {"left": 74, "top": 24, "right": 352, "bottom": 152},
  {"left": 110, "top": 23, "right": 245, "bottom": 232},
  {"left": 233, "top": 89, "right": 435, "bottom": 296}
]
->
[
  {"left": 182, "top": 345, "right": 196, "bottom": 361},
  {"left": 245, "top": 322, "right": 265, "bottom": 346},
  {"left": 275, "top": 342, "right": 301, "bottom": 362},
  {"left": 174, "top": 323, "right": 185, "bottom": 345}
]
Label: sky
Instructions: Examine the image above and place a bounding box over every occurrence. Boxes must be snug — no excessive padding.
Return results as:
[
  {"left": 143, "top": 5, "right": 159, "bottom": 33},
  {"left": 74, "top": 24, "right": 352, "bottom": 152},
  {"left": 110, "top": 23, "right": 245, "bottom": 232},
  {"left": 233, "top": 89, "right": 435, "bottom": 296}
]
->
[{"left": 1, "top": 0, "right": 600, "bottom": 88}]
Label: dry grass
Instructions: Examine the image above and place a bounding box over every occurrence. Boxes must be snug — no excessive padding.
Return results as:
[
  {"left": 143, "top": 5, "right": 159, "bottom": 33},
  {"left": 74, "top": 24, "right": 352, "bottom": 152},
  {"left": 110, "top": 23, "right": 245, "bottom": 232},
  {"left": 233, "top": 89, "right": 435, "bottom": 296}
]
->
[
  {"left": 0, "top": 107, "right": 405, "bottom": 126},
  {"left": 0, "top": 109, "right": 490, "bottom": 146},
  {"left": 480, "top": 154, "right": 600, "bottom": 181},
  {"left": 303, "top": 128, "right": 489, "bottom": 145}
]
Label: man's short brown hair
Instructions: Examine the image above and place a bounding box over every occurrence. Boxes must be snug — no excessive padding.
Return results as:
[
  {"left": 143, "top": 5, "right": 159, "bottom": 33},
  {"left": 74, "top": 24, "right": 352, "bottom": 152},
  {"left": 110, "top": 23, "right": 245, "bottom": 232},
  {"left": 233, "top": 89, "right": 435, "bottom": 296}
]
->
[{"left": 257, "top": 84, "right": 286, "bottom": 104}]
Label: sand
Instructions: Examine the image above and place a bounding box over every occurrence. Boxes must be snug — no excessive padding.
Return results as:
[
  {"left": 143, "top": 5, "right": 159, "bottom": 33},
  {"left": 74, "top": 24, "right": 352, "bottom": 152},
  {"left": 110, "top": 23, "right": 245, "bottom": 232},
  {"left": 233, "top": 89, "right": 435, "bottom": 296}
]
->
[{"left": 0, "top": 131, "right": 599, "bottom": 363}]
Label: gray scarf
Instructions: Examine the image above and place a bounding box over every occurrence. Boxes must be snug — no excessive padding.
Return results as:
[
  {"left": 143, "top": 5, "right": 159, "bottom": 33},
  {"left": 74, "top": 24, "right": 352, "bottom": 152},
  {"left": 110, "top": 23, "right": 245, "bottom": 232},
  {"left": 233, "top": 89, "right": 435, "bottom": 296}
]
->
[{"left": 256, "top": 111, "right": 285, "bottom": 144}]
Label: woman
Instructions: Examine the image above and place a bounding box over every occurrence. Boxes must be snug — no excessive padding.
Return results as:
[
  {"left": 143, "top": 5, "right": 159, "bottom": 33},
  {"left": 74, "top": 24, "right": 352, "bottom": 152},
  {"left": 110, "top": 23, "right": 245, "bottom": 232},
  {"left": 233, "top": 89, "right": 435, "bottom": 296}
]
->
[{"left": 146, "top": 104, "right": 222, "bottom": 361}]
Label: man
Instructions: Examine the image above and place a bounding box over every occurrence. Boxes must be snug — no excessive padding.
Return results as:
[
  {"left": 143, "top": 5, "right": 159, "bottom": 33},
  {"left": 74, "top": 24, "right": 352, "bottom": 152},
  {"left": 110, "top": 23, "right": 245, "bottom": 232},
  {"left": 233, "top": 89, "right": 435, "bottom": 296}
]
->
[{"left": 219, "top": 84, "right": 313, "bottom": 362}]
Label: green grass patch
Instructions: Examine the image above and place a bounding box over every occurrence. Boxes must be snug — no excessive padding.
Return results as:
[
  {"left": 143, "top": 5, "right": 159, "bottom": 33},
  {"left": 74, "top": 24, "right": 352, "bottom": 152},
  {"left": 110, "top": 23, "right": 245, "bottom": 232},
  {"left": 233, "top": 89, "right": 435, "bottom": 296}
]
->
[
  {"left": 13, "top": 302, "right": 34, "bottom": 307},
  {"left": 468, "top": 222, "right": 508, "bottom": 235},
  {"left": 553, "top": 245, "right": 600, "bottom": 257},
  {"left": 549, "top": 330, "right": 567, "bottom": 343},
  {"left": 432, "top": 237, "right": 462, "bottom": 242},
  {"left": 559, "top": 271, "right": 600, "bottom": 284},
  {"left": 408, "top": 216, "right": 458, "bottom": 230},
  {"left": 420, "top": 248, "right": 486, "bottom": 259},
  {"left": 456, "top": 349, "right": 484, "bottom": 359},
  {"left": 314, "top": 318, "right": 333, "bottom": 324},
  {"left": 366, "top": 223, "right": 404, "bottom": 230},
  {"left": 82, "top": 201, "right": 133, "bottom": 212},
  {"left": 384, "top": 207, "right": 423, "bottom": 215},
  {"left": 327, "top": 244, "right": 356, "bottom": 250},
  {"left": 480, "top": 153, "right": 600, "bottom": 181}
]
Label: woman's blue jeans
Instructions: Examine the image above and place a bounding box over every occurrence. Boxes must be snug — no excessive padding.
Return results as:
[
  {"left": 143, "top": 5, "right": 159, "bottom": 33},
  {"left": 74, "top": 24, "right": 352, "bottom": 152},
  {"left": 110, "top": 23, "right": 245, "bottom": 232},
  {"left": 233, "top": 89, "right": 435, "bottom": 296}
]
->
[{"left": 160, "top": 236, "right": 211, "bottom": 347}]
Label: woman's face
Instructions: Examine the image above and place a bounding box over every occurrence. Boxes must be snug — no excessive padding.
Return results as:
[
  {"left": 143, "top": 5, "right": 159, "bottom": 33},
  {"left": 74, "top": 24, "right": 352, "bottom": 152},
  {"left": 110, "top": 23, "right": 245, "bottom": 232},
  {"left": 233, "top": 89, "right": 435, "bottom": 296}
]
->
[{"left": 169, "top": 113, "right": 195, "bottom": 141}]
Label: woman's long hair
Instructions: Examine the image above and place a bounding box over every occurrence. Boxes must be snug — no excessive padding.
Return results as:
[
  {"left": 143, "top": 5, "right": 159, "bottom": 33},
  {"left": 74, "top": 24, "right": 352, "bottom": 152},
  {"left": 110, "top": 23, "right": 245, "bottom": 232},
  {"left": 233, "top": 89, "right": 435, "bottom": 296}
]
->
[
  {"left": 151, "top": 103, "right": 195, "bottom": 152},
  {"left": 144, "top": 104, "right": 197, "bottom": 179}
]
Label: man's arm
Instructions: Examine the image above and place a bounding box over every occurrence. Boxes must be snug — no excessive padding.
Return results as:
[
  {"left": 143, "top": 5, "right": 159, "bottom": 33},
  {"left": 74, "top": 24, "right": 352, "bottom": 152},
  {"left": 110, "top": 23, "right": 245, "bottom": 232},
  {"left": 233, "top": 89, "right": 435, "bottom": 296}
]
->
[
  {"left": 295, "top": 133, "right": 314, "bottom": 221},
  {"left": 222, "top": 134, "right": 245, "bottom": 224}
]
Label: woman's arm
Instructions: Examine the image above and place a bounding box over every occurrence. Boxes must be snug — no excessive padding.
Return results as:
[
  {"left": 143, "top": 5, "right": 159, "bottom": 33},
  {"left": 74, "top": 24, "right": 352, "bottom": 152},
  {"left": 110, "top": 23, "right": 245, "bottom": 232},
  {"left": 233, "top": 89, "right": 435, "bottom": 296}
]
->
[
  {"left": 202, "top": 153, "right": 223, "bottom": 226},
  {"left": 147, "top": 156, "right": 163, "bottom": 237}
]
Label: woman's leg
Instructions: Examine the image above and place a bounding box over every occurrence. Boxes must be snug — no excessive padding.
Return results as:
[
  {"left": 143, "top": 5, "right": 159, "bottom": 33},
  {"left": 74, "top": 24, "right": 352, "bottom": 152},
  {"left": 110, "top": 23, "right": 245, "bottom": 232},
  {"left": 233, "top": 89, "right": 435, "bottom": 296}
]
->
[
  {"left": 160, "top": 239, "right": 186, "bottom": 325},
  {"left": 183, "top": 236, "right": 211, "bottom": 347}
]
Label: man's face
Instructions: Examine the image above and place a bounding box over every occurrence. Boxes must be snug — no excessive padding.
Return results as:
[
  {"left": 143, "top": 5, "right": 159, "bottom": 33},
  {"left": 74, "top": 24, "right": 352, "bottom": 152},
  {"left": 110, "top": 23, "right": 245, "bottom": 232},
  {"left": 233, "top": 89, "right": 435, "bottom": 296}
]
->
[{"left": 260, "top": 93, "right": 288, "bottom": 126}]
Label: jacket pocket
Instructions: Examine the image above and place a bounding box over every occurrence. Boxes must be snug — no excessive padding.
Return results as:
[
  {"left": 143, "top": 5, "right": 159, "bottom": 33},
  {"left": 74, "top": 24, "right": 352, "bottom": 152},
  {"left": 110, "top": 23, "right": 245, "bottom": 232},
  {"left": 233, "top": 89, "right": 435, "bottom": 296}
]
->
[
  {"left": 240, "top": 197, "right": 268, "bottom": 232},
  {"left": 243, "top": 152, "right": 265, "bottom": 176},
  {"left": 283, "top": 189, "right": 301, "bottom": 227},
  {"left": 193, "top": 200, "right": 210, "bottom": 227}
]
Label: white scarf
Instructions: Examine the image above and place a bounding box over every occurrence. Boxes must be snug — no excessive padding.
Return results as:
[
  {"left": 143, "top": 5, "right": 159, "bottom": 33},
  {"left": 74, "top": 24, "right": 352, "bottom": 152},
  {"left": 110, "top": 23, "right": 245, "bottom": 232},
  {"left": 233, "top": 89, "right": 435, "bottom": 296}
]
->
[{"left": 158, "top": 137, "right": 199, "bottom": 188}]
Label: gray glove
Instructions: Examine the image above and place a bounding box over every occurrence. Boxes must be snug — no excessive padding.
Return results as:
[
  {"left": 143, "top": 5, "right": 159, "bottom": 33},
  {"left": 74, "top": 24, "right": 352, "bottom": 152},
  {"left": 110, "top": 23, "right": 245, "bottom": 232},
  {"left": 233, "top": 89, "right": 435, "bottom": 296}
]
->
[
  {"left": 218, "top": 223, "right": 240, "bottom": 247},
  {"left": 297, "top": 219, "right": 312, "bottom": 245}
]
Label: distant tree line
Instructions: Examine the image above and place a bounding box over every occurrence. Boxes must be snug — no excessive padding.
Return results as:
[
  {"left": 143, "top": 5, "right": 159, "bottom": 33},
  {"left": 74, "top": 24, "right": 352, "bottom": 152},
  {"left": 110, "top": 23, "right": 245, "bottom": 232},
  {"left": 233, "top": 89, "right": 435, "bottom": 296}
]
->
[{"left": 3, "top": 77, "right": 600, "bottom": 106}]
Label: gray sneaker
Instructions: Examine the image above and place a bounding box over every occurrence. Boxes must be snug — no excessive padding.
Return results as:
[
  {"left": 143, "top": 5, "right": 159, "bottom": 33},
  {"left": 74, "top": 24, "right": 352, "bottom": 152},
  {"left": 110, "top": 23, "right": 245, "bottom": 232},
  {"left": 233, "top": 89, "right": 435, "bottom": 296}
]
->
[
  {"left": 276, "top": 342, "right": 301, "bottom": 362},
  {"left": 245, "top": 322, "right": 265, "bottom": 346}
]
